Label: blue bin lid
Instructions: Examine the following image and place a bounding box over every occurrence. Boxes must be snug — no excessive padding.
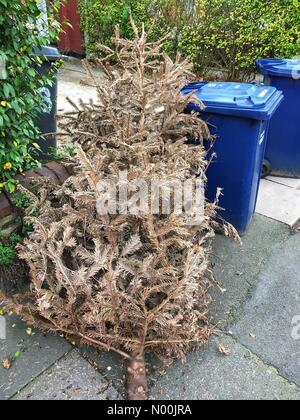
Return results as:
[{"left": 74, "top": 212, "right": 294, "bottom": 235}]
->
[
  {"left": 182, "top": 81, "right": 284, "bottom": 120},
  {"left": 256, "top": 58, "right": 300, "bottom": 79}
]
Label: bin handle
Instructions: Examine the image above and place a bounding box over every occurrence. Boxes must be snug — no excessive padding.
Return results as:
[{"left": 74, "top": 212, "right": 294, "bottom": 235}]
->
[{"left": 234, "top": 96, "right": 254, "bottom": 106}]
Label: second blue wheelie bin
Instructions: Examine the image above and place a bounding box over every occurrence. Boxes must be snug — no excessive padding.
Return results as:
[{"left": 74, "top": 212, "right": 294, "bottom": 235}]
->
[
  {"left": 256, "top": 59, "right": 300, "bottom": 177},
  {"left": 183, "top": 82, "right": 284, "bottom": 232}
]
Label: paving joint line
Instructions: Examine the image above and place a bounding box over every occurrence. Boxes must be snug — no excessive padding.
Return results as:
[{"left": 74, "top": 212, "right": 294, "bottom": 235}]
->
[
  {"left": 224, "top": 332, "right": 300, "bottom": 391},
  {"left": 266, "top": 178, "right": 299, "bottom": 190},
  {"left": 7, "top": 348, "right": 73, "bottom": 400}
]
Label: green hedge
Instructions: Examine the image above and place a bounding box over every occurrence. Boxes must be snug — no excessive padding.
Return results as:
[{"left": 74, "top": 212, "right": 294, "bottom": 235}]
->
[
  {"left": 78, "top": 0, "right": 300, "bottom": 81},
  {"left": 179, "top": 0, "right": 300, "bottom": 80},
  {"left": 0, "top": 0, "right": 62, "bottom": 192},
  {"left": 78, "top": 0, "right": 166, "bottom": 57}
]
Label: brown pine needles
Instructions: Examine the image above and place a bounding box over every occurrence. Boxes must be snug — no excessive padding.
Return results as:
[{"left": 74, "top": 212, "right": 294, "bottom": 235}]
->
[{"left": 0, "top": 21, "right": 238, "bottom": 400}]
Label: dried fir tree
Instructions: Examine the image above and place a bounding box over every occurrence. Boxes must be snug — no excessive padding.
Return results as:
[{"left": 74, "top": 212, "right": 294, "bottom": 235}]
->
[{"left": 0, "top": 21, "right": 238, "bottom": 400}]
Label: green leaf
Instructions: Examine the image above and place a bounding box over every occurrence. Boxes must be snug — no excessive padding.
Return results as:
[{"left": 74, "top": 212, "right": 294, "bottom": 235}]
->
[
  {"left": 10, "top": 100, "right": 22, "bottom": 115},
  {"left": 3, "top": 83, "right": 11, "bottom": 99},
  {"left": 27, "top": 68, "right": 37, "bottom": 78},
  {"left": 14, "top": 350, "right": 21, "bottom": 360}
]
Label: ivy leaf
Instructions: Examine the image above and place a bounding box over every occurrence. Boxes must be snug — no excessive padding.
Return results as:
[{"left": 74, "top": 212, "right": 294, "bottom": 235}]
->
[
  {"left": 10, "top": 100, "right": 22, "bottom": 115},
  {"left": 3, "top": 83, "right": 11, "bottom": 99},
  {"left": 28, "top": 68, "right": 37, "bottom": 78}
]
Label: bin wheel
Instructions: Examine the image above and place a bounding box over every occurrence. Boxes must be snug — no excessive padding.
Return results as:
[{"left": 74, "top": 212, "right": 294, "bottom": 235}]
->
[{"left": 262, "top": 160, "right": 271, "bottom": 178}]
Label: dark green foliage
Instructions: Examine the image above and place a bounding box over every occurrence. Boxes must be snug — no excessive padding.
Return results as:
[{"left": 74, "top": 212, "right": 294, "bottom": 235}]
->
[
  {"left": 179, "top": 0, "right": 300, "bottom": 80},
  {"left": 11, "top": 192, "right": 32, "bottom": 209},
  {"left": 78, "top": 0, "right": 300, "bottom": 80},
  {"left": 0, "top": 242, "right": 15, "bottom": 266},
  {"left": 0, "top": 191, "right": 34, "bottom": 266},
  {"left": 0, "top": 0, "right": 62, "bottom": 192},
  {"left": 77, "top": 0, "right": 166, "bottom": 57}
]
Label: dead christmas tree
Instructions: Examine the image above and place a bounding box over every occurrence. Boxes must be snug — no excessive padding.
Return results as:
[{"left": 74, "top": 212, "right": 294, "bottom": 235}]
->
[{"left": 0, "top": 21, "right": 238, "bottom": 400}]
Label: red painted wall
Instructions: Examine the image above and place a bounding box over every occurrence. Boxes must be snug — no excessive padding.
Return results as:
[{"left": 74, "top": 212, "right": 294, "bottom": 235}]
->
[{"left": 58, "top": 0, "right": 85, "bottom": 55}]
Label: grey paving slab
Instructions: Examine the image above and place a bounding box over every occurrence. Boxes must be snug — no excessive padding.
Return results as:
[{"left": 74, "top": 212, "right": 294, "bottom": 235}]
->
[
  {"left": 12, "top": 350, "right": 122, "bottom": 400},
  {"left": 78, "top": 345, "right": 127, "bottom": 396},
  {"left": 58, "top": 59, "right": 102, "bottom": 114},
  {"left": 150, "top": 336, "right": 300, "bottom": 400},
  {"left": 256, "top": 179, "right": 300, "bottom": 227},
  {"left": 210, "top": 214, "right": 291, "bottom": 326},
  {"left": 267, "top": 176, "right": 300, "bottom": 190},
  {"left": 0, "top": 313, "right": 71, "bottom": 400},
  {"left": 232, "top": 233, "right": 300, "bottom": 386}
]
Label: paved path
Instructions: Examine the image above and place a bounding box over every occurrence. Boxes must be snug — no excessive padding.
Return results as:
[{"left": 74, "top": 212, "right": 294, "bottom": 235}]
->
[
  {"left": 0, "top": 313, "right": 122, "bottom": 400},
  {"left": 150, "top": 216, "right": 300, "bottom": 400},
  {"left": 12, "top": 351, "right": 121, "bottom": 401},
  {"left": 57, "top": 58, "right": 101, "bottom": 114},
  {"left": 256, "top": 177, "right": 300, "bottom": 228}
]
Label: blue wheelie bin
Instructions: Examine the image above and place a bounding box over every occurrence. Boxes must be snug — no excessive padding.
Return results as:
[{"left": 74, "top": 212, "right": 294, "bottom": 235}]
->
[
  {"left": 256, "top": 59, "right": 300, "bottom": 177},
  {"left": 34, "top": 46, "right": 61, "bottom": 158},
  {"left": 183, "top": 82, "right": 284, "bottom": 232}
]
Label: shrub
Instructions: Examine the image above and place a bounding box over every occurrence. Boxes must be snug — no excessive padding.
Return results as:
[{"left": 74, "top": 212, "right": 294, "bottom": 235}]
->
[
  {"left": 78, "top": 0, "right": 203, "bottom": 58},
  {"left": 79, "top": 0, "right": 300, "bottom": 81},
  {"left": 179, "top": 0, "right": 300, "bottom": 80},
  {"left": 0, "top": 190, "right": 33, "bottom": 267},
  {"left": 78, "top": 0, "right": 165, "bottom": 57},
  {"left": 0, "top": 242, "right": 15, "bottom": 266},
  {"left": 0, "top": 0, "right": 62, "bottom": 192}
]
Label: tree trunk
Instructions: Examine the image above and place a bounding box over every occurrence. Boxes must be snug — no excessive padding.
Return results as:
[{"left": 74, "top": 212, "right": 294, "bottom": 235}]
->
[{"left": 127, "top": 354, "right": 148, "bottom": 400}]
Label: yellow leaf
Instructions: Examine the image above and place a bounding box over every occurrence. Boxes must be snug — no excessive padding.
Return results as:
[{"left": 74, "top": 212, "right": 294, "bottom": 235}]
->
[
  {"left": 26, "top": 328, "right": 33, "bottom": 335},
  {"left": 3, "top": 162, "right": 12, "bottom": 171}
]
